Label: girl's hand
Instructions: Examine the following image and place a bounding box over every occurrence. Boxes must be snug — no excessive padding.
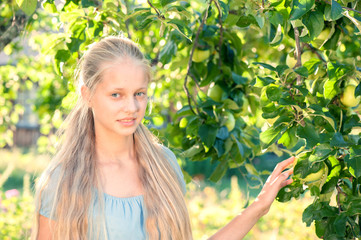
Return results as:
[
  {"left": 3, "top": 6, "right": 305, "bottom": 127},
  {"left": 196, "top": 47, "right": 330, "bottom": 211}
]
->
[
  {"left": 208, "top": 156, "right": 296, "bottom": 240},
  {"left": 253, "top": 156, "right": 295, "bottom": 216}
]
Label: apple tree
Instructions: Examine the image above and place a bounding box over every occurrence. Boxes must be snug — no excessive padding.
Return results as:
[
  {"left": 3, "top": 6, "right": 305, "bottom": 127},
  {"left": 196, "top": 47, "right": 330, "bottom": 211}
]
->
[{"left": 2, "top": 0, "right": 361, "bottom": 238}]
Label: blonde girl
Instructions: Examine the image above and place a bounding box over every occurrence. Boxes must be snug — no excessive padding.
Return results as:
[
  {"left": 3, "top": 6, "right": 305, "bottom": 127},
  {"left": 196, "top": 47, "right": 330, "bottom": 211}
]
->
[{"left": 32, "top": 36, "right": 294, "bottom": 240}]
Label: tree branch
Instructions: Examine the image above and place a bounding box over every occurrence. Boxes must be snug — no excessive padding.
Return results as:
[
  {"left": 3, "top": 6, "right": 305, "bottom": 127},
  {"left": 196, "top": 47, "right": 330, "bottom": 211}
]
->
[
  {"left": 212, "top": 0, "right": 223, "bottom": 69},
  {"left": 184, "top": 3, "right": 211, "bottom": 115},
  {"left": 123, "top": 0, "right": 132, "bottom": 39},
  {"left": 293, "top": 27, "right": 302, "bottom": 85},
  {"left": 147, "top": 0, "right": 164, "bottom": 19},
  {"left": 0, "top": 11, "right": 28, "bottom": 53},
  {"left": 303, "top": 43, "right": 326, "bottom": 62}
]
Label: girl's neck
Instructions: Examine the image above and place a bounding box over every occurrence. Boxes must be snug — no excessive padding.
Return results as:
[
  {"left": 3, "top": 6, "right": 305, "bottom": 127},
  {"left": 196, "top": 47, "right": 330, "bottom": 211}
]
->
[{"left": 94, "top": 133, "right": 136, "bottom": 165}]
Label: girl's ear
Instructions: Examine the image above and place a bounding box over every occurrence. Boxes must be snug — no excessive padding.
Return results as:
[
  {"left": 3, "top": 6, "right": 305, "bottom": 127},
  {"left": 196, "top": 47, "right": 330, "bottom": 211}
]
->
[{"left": 81, "top": 85, "right": 91, "bottom": 107}]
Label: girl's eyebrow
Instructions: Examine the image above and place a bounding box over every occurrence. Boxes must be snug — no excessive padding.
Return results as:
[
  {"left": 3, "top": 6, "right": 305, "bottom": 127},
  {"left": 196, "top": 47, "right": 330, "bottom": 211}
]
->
[{"left": 113, "top": 87, "right": 147, "bottom": 91}]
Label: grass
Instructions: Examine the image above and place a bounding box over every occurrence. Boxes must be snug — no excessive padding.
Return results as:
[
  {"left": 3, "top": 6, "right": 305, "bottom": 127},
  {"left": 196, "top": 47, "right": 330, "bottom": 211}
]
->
[{"left": 0, "top": 148, "right": 50, "bottom": 192}]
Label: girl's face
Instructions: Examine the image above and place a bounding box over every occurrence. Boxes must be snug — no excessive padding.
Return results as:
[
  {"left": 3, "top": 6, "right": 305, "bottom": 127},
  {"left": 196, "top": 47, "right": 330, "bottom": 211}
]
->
[{"left": 89, "top": 60, "right": 148, "bottom": 138}]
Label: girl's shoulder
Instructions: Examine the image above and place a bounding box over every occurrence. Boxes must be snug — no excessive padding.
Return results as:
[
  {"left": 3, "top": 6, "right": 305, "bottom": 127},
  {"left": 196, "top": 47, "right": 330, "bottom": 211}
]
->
[
  {"left": 38, "top": 164, "right": 63, "bottom": 219},
  {"left": 159, "top": 144, "right": 187, "bottom": 194}
]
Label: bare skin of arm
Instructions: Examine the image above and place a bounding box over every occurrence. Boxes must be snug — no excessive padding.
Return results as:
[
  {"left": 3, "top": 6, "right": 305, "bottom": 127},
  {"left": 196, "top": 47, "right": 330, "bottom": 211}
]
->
[
  {"left": 37, "top": 215, "right": 55, "bottom": 240},
  {"left": 209, "top": 156, "right": 295, "bottom": 240}
]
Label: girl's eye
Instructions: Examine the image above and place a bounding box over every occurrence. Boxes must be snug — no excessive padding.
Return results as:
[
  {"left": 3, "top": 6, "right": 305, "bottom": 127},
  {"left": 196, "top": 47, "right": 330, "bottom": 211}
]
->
[
  {"left": 111, "top": 93, "right": 120, "bottom": 98},
  {"left": 135, "top": 92, "right": 146, "bottom": 97}
]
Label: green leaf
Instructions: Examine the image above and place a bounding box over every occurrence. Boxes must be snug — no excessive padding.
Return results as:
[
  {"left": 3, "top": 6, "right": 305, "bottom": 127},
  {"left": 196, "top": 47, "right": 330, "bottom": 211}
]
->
[
  {"left": 296, "top": 122, "right": 320, "bottom": 148},
  {"left": 225, "top": 13, "right": 241, "bottom": 26},
  {"left": 54, "top": 49, "right": 71, "bottom": 74},
  {"left": 167, "top": 19, "right": 192, "bottom": 41},
  {"left": 356, "top": 83, "right": 361, "bottom": 97},
  {"left": 16, "top": 0, "right": 37, "bottom": 16},
  {"left": 260, "top": 125, "right": 287, "bottom": 148},
  {"left": 181, "top": 143, "right": 203, "bottom": 158},
  {"left": 231, "top": 135, "right": 245, "bottom": 157},
  {"left": 324, "top": 0, "right": 343, "bottom": 21},
  {"left": 126, "top": 8, "right": 151, "bottom": 21},
  {"left": 216, "top": 126, "right": 229, "bottom": 140},
  {"left": 266, "top": 85, "right": 282, "bottom": 101},
  {"left": 223, "top": 99, "right": 239, "bottom": 110},
  {"left": 330, "top": 132, "right": 348, "bottom": 147},
  {"left": 137, "top": 13, "right": 157, "bottom": 30},
  {"left": 343, "top": 11, "right": 361, "bottom": 36},
  {"left": 302, "top": 201, "right": 338, "bottom": 226},
  {"left": 81, "top": 0, "right": 96, "bottom": 7},
  {"left": 160, "top": 0, "right": 177, "bottom": 6},
  {"left": 254, "top": 15, "right": 265, "bottom": 28},
  {"left": 209, "top": 160, "right": 228, "bottom": 182},
  {"left": 303, "top": 58, "right": 322, "bottom": 75},
  {"left": 245, "top": 163, "right": 258, "bottom": 176},
  {"left": 350, "top": 145, "right": 361, "bottom": 156},
  {"left": 269, "top": 24, "right": 283, "bottom": 46},
  {"left": 42, "top": 1, "right": 57, "bottom": 13},
  {"left": 255, "top": 76, "right": 276, "bottom": 87},
  {"left": 323, "top": 78, "right": 338, "bottom": 100},
  {"left": 198, "top": 124, "right": 218, "bottom": 148},
  {"left": 66, "top": 38, "right": 84, "bottom": 52},
  {"left": 278, "top": 126, "right": 298, "bottom": 148},
  {"left": 231, "top": 72, "right": 247, "bottom": 84},
  {"left": 236, "top": 15, "right": 257, "bottom": 28},
  {"left": 214, "top": 139, "right": 225, "bottom": 157},
  {"left": 309, "top": 144, "right": 334, "bottom": 162},
  {"left": 290, "top": 0, "right": 315, "bottom": 20},
  {"left": 315, "top": 220, "right": 328, "bottom": 238},
  {"left": 333, "top": 213, "right": 347, "bottom": 236},
  {"left": 302, "top": 9, "right": 324, "bottom": 40},
  {"left": 345, "top": 155, "right": 361, "bottom": 178},
  {"left": 277, "top": 181, "right": 304, "bottom": 202},
  {"left": 253, "top": 62, "right": 276, "bottom": 71},
  {"left": 159, "top": 40, "right": 177, "bottom": 64},
  {"left": 218, "top": 0, "right": 230, "bottom": 22},
  {"left": 294, "top": 66, "right": 309, "bottom": 77},
  {"left": 55, "top": 49, "right": 71, "bottom": 63}
]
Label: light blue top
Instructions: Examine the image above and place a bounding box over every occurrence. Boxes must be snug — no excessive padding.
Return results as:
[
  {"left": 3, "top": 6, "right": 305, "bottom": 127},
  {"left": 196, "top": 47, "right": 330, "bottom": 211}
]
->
[{"left": 39, "top": 146, "right": 186, "bottom": 240}]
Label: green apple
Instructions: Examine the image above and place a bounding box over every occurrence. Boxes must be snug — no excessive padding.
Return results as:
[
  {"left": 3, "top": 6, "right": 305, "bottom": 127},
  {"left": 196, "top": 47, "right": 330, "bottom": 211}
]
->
[
  {"left": 234, "top": 96, "right": 249, "bottom": 117},
  {"left": 179, "top": 117, "right": 188, "bottom": 128},
  {"left": 340, "top": 85, "right": 360, "bottom": 107},
  {"left": 207, "top": 84, "right": 223, "bottom": 102},
  {"left": 312, "top": 28, "right": 331, "bottom": 49},
  {"left": 300, "top": 164, "right": 326, "bottom": 183},
  {"left": 223, "top": 111, "right": 235, "bottom": 132},
  {"left": 301, "top": 51, "right": 316, "bottom": 63},
  {"left": 192, "top": 49, "right": 211, "bottom": 63},
  {"left": 286, "top": 51, "right": 317, "bottom": 68},
  {"left": 286, "top": 53, "right": 297, "bottom": 68},
  {"left": 309, "top": 67, "right": 326, "bottom": 80}
]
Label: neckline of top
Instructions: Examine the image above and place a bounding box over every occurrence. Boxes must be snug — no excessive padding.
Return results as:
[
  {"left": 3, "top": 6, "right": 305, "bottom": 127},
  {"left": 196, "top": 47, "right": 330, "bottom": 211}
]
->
[{"left": 102, "top": 191, "right": 144, "bottom": 200}]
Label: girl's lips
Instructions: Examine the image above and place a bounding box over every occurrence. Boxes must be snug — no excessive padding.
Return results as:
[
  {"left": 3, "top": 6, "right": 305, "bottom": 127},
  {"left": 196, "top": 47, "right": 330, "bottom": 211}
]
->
[{"left": 117, "top": 118, "right": 136, "bottom": 127}]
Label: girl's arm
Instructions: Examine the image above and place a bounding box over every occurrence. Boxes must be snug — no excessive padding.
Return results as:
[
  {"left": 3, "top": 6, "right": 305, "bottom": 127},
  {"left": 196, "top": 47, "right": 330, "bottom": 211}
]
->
[
  {"left": 208, "top": 156, "right": 295, "bottom": 240},
  {"left": 37, "top": 215, "right": 55, "bottom": 240}
]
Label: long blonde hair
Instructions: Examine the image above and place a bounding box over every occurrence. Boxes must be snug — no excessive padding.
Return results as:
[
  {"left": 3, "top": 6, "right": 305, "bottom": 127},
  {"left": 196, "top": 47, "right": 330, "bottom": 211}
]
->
[{"left": 32, "top": 36, "right": 193, "bottom": 240}]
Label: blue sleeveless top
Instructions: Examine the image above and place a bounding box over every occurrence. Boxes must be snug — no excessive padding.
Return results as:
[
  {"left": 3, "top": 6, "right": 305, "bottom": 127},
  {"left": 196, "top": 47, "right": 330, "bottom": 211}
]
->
[{"left": 39, "top": 146, "right": 186, "bottom": 239}]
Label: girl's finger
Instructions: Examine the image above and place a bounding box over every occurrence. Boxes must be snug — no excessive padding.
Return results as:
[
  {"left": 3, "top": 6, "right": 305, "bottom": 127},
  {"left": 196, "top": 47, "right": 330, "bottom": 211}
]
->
[
  {"left": 270, "top": 157, "right": 295, "bottom": 181},
  {"left": 274, "top": 168, "right": 294, "bottom": 186}
]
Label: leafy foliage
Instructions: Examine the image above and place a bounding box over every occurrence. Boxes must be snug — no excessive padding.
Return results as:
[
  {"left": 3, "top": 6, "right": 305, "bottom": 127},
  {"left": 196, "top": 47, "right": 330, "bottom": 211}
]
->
[{"left": 2, "top": 0, "right": 361, "bottom": 238}]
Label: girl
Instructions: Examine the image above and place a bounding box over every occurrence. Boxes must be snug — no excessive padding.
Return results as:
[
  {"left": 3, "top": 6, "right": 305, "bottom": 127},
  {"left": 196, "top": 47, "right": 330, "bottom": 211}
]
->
[{"left": 32, "top": 36, "right": 294, "bottom": 240}]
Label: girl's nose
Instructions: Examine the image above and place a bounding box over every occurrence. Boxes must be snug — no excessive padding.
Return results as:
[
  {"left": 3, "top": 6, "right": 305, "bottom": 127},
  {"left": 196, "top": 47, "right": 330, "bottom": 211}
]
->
[{"left": 123, "top": 96, "right": 139, "bottom": 113}]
